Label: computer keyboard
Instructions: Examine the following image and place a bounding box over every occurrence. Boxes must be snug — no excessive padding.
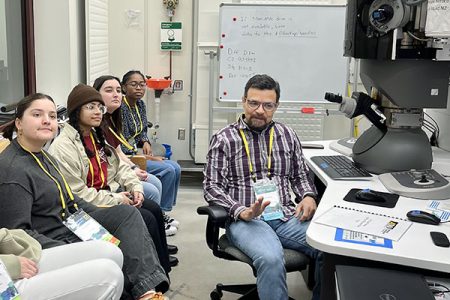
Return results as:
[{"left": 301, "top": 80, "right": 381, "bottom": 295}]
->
[{"left": 310, "top": 155, "right": 372, "bottom": 180}]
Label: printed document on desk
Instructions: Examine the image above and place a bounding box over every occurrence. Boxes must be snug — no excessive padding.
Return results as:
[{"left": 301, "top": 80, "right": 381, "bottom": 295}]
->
[
  {"left": 428, "top": 200, "right": 450, "bottom": 222},
  {"left": 314, "top": 205, "right": 412, "bottom": 241}
]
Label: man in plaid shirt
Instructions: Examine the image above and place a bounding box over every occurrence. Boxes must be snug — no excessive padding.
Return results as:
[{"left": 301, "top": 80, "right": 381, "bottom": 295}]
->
[{"left": 204, "top": 74, "right": 321, "bottom": 300}]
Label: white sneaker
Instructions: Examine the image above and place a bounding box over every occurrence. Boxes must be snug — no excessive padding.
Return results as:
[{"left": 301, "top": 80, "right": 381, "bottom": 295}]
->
[
  {"left": 165, "top": 224, "right": 177, "bottom": 236},
  {"left": 163, "top": 213, "right": 180, "bottom": 228}
]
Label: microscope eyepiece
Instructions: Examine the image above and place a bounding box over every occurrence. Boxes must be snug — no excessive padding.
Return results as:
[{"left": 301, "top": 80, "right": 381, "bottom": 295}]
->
[{"left": 324, "top": 92, "right": 343, "bottom": 104}]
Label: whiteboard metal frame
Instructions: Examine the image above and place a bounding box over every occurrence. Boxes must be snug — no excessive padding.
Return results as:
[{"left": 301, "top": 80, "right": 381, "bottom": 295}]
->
[
  {"left": 217, "top": 3, "right": 347, "bottom": 103},
  {"left": 208, "top": 3, "right": 348, "bottom": 139}
]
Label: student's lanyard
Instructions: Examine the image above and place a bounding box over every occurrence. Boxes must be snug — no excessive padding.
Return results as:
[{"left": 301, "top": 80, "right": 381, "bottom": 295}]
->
[
  {"left": 88, "top": 132, "right": 106, "bottom": 189},
  {"left": 108, "top": 127, "right": 135, "bottom": 151},
  {"left": 123, "top": 96, "right": 143, "bottom": 139},
  {"left": 19, "top": 143, "right": 78, "bottom": 220},
  {"left": 108, "top": 117, "right": 135, "bottom": 151},
  {"left": 239, "top": 126, "right": 274, "bottom": 182}
]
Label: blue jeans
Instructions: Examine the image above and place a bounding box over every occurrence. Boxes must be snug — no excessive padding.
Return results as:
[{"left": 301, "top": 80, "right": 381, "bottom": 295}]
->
[
  {"left": 142, "top": 173, "right": 162, "bottom": 205},
  {"left": 227, "top": 216, "right": 322, "bottom": 300},
  {"left": 146, "top": 160, "right": 181, "bottom": 212}
]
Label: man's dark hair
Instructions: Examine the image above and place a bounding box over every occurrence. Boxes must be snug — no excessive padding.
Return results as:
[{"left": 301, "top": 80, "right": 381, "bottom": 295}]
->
[{"left": 244, "top": 74, "right": 281, "bottom": 103}]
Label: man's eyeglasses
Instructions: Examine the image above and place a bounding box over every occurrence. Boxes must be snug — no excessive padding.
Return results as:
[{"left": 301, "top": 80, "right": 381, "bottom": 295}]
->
[
  {"left": 126, "top": 81, "right": 147, "bottom": 89},
  {"left": 246, "top": 99, "right": 278, "bottom": 112},
  {"left": 83, "top": 103, "right": 107, "bottom": 114}
]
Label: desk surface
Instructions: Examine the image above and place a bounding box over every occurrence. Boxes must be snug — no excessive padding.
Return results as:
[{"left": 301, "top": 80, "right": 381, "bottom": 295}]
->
[{"left": 304, "top": 140, "right": 450, "bottom": 273}]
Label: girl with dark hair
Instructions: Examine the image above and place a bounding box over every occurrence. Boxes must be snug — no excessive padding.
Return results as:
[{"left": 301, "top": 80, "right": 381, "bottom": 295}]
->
[
  {"left": 48, "top": 84, "right": 176, "bottom": 275},
  {"left": 2, "top": 93, "right": 55, "bottom": 141},
  {"left": 121, "top": 70, "right": 181, "bottom": 230},
  {"left": 93, "top": 75, "right": 179, "bottom": 257},
  {"left": 93, "top": 76, "right": 166, "bottom": 219},
  {"left": 92, "top": 76, "right": 164, "bottom": 212},
  {"left": 0, "top": 93, "right": 170, "bottom": 300}
]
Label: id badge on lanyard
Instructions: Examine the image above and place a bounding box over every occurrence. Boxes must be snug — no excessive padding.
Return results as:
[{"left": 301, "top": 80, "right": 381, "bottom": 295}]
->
[
  {"left": 0, "top": 261, "right": 20, "bottom": 300},
  {"left": 128, "top": 138, "right": 138, "bottom": 153},
  {"left": 253, "top": 178, "right": 284, "bottom": 221},
  {"left": 63, "top": 209, "right": 120, "bottom": 246}
]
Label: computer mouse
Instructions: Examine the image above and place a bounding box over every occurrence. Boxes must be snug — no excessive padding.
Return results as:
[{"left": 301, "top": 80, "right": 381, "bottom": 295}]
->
[
  {"left": 354, "top": 189, "right": 386, "bottom": 203},
  {"left": 406, "top": 210, "right": 441, "bottom": 225}
]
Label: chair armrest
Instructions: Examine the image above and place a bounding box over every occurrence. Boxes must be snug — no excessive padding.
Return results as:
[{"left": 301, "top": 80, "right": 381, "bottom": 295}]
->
[
  {"left": 197, "top": 205, "right": 229, "bottom": 225},
  {"left": 129, "top": 155, "right": 147, "bottom": 170},
  {"left": 197, "top": 205, "right": 230, "bottom": 252}
]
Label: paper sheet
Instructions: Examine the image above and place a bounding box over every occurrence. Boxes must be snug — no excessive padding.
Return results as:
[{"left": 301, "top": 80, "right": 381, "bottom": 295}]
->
[
  {"left": 425, "top": 0, "right": 450, "bottom": 37},
  {"left": 314, "top": 205, "right": 412, "bottom": 241}
]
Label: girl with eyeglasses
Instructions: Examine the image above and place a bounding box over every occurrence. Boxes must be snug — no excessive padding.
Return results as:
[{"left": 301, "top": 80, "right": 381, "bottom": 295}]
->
[
  {"left": 0, "top": 93, "right": 169, "bottom": 300},
  {"left": 93, "top": 75, "right": 179, "bottom": 258},
  {"left": 93, "top": 76, "right": 163, "bottom": 210},
  {"left": 48, "top": 84, "right": 174, "bottom": 276},
  {"left": 121, "top": 70, "right": 181, "bottom": 231}
]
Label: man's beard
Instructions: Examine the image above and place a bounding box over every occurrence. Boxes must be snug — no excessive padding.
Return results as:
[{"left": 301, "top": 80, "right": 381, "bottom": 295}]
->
[{"left": 246, "top": 118, "right": 268, "bottom": 132}]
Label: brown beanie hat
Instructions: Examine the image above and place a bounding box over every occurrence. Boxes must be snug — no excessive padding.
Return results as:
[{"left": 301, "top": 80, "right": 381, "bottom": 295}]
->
[{"left": 67, "top": 84, "right": 105, "bottom": 116}]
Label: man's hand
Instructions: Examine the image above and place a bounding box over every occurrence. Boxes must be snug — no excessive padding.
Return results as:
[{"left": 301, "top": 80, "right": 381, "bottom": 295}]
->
[
  {"left": 295, "top": 196, "right": 317, "bottom": 222},
  {"left": 238, "top": 196, "right": 271, "bottom": 221},
  {"left": 135, "top": 168, "right": 148, "bottom": 181},
  {"left": 142, "top": 142, "right": 152, "bottom": 156},
  {"left": 132, "top": 191, "right": 144, "bottom": 208},
  {"left": 18, "top": 256, "right": 38, "bottom": 279}
]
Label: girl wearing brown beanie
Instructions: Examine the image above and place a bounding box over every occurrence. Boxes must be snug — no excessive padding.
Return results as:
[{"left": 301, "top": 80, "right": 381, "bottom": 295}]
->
[{"left": 49, "top": 84, "right": 175, "bottom": 276}]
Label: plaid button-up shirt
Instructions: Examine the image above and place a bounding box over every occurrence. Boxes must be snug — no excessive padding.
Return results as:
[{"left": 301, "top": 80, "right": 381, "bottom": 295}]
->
[{"left": 203, "top": 116, "right": 317, "bottom": 221}]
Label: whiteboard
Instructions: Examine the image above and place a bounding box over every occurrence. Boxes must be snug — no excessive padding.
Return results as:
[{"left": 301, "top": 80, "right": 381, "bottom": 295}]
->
[{"left": 218, "top": 4, "right": 347, "bottom": 102}]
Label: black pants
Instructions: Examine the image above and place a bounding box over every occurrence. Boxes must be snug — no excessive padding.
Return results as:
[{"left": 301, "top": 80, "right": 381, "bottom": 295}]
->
[
  {"left": 138, "top": 199, "right": 171, "bottom": 275},
  {"left": 90, "top": 205, "right": 169, "bottom": 299}
]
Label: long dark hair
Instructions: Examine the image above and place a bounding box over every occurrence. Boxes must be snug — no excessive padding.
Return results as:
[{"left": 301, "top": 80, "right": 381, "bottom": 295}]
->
[
  {"left": 93, "top": 75, "right": 123, "bottom": 134},
  {"left": 3, "top": 93, "right": 55, "bottom": 140},
  {"left": 68, "top": 106, "right": 112, "bottom": 158}
]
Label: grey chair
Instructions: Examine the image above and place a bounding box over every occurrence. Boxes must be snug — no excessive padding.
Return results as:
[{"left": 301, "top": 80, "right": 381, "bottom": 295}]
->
[{"left": 197, "top": 205, "right": 315, "bottom": 300}]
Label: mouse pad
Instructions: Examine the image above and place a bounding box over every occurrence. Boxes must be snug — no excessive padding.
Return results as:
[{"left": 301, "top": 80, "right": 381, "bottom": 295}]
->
[{"left": 343, "top": 188, "right": 399, "bottom": 208}]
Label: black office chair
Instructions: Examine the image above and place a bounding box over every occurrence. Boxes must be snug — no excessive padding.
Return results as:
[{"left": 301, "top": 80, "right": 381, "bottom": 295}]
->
[{"left": 197, "top": 205, "right": 315, "bottom": 300}]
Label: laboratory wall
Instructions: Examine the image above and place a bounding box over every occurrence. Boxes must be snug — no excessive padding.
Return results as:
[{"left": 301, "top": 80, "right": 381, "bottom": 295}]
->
[
  {"left": 0, "top": 1, "right": 5, "bottom": 62},
  {"left": 33, "top": 0, "right": 353, "bottom": 162},
  {"left": 34, "top": 0, "right": 85, "bottom": 105},
  {"left": 192, "top": 0, "right": 351, "bottom": 163},
  {"left": 108, "top": 0, "right": 193, "bottom": 161},
  {"left": 0, "top": 0, "right": 25, "bottom": 104}
]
